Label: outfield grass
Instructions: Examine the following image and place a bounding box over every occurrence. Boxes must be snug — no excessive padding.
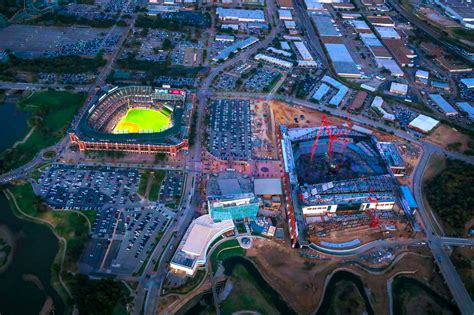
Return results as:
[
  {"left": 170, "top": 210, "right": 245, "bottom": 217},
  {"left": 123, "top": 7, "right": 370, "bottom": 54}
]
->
[
  {"left": 0, "top": 91, "right": 86, "bottom": 173},
  {"left": 114, "top": 108, "right": 170, "bottom": 134}
]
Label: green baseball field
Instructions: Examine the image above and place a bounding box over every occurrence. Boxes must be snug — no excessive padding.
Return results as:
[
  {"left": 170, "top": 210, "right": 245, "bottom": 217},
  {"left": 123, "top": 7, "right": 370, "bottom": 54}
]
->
[{"left": 113, "top": 108, "right": 171, "bottom": 133}]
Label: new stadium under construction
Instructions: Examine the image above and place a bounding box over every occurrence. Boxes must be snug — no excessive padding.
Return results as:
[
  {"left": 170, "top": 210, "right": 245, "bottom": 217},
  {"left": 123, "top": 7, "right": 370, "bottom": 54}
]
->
[
  {"left": 69, "top": 86, "right": 194, "bottom": 155},
  {"left": 280, "top": 124, "right": 416, "bottom": 247}
]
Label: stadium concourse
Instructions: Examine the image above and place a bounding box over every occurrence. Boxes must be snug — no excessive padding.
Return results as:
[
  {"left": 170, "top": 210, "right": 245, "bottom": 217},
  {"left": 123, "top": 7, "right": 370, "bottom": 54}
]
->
[{"left": 69, "top": 85, "right": 193, "bottom": 155}]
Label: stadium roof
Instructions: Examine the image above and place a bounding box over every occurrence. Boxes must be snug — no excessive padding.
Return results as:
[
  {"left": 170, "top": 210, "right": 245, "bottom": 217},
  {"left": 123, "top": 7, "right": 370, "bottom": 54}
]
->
[
  {"left": 429, "top": 94, "right": 458, "bottom": 115},
  {"left": 254, "top": 178, "right": 283, "bottom": 195},
  {"left": 408, "top": 114, "right": 439, "bottom": 133}
]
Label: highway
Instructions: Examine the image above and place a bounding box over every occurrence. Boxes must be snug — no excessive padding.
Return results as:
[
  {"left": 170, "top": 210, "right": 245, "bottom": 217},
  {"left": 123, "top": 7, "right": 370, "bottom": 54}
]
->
[
  {"left": 412, "top": 145, "right": 474, "bottom": 315},
  {"left": 386, "top": 0, "right": 474, "bottom": 64}
]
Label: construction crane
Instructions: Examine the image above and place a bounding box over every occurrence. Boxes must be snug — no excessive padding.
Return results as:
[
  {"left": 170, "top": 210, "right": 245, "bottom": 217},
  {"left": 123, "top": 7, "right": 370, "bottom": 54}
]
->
[
  {"left": 310, "top": 115, "right": 352, "bottom": 165},
  {"left": 367, "top": 197, "right": 381, "bottom": 229}
]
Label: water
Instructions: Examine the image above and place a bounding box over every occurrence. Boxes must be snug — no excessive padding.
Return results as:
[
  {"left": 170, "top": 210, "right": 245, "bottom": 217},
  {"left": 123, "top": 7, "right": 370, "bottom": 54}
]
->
[
  {"left": 0, "top": 193, "right": 65, "bottom": 315},
  {"left": 315, "top": 270, "right": 374, "bottom": 315},
  {"left": 0, "top": 96, "right": 29, "bottom": 153}
]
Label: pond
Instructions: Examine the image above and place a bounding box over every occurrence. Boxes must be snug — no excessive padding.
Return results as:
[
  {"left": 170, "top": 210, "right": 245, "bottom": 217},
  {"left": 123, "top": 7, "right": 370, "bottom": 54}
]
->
[
  {"left": 0, "top": 193, "right": 65, "bottom": 315},
  {"left": 0, "top": 95, "right": 29, "bottom": 153}
]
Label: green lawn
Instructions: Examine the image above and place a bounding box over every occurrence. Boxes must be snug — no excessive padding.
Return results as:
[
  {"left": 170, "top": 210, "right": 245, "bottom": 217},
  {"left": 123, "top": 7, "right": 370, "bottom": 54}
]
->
[
  {"left": 209, "top": 239, "right": 244, "bottom": 273},
  {"left": 114, "top": 108, "right": 170, "bottom": 134},
  {"left": 8, "top": 183, "right": 95, "bottom": 270},
  {"left": 138, "top": 170, "right": 165, "bottom": 201},
  {"left": 0, "top": 91, "right": 86, "bottom": 173}
]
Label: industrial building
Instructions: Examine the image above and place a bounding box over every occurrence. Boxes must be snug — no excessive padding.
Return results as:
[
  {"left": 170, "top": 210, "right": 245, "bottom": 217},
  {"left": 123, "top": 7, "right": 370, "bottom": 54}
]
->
[
  {"left": 324, "top": 43, "right": 361, "bottom": 78},
  {"left": 170, "top": 215, "right": 234, "bottom": 276},
  {"left": 367, "top": 15, "right": 395, "bottom": 27},
  {"left": 461, "top": 78, "right": 474, "bottom": 88},
  {"left": 456, "top": 102, "right": 474, "bottom": 120},
  {"left": 213, "top": 37, "right": 259, "bottom": 61},
  {"left": 254, "top": 53, "right": 293, "bottom": 68},
  {"left": 371, "top": 96, "right": 395, "bottom": 120},
  {"left": 208, "top": 193, "right": 260, "bottom": 222},
  {"left": 408, "top": 114, "right": 439, "bottom": 133},
  {"left": 321, "top": 75, "right": 349, "bottom": 106},
  {"left": 389, "top": 82, "right": 408, "bottom": 96},
  {"left": 429, "top": 94, "right": 459, "bottom": 116},
  {"left": 434, "top": 0, "right": 474, "bottom": 29},
  {"left": 216, "top": 8, "right": 266, "bottom": 23},
  {"left": 278, "top": 9, "right": 293, "bottom": 20},
  {"left": 293, "top": 41, "right": 313, "bottom": 61}
]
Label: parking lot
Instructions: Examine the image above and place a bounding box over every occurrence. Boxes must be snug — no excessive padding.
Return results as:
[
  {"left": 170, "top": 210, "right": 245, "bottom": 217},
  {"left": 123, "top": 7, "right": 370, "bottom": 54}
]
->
[
  {"left": 213, "top": 73, "right": 239, "bottom": 91},
  {"left": 208, "top": 99, "right": 252, "bottom": 161},
  {"left": 243, "top": 68, "right": 280, "bottom": 93},
  {"left": 80, "top": 204, "right": 175, "bottom": 275},
  {"left": 159, "top": 171, "right": 184, "bottom": 204},
  {"left": 0, "top": 24, "right": 123, "bottom": 58},
  {"left": 37, "top": 164, "right": 141, "bottom": 211}
]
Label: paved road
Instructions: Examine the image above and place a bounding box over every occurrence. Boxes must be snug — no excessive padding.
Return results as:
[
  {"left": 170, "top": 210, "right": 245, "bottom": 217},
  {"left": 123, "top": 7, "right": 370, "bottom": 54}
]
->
[
  {"left": 412, "top": 145, "right": 474, "bottom": 315},
  {"left": 387, "top": 0, "right": 474, "bottom": 64},
  {"left": 0, "top": 81, "right": 91, "bottom": 91}
]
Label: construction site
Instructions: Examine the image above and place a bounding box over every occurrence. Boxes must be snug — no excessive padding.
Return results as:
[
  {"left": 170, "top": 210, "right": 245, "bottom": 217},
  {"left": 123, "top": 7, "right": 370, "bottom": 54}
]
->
[{"left": 280, "top": 115, "right": 417, "bottom": 248}]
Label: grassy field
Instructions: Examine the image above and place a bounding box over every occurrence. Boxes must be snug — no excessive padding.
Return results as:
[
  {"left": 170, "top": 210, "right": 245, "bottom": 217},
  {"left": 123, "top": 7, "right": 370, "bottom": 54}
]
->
[
  {"left": 114, "top": 108, "right": 170, "bottom": 134},
  {"left": 209, "top": 239, "right": 244, "bottom": 273},
  {"left": 138, "top": 170, "right": 165, "bottom": 201},
  {"left": 220, "top": 264, "right": 279, "bottom": 315},
  {"left": 327, "top": 280, "right": 366, "bottom": 315},
  {"left": 0, "top": 91, "right": 86, "bottom": 173},
  {"left": 8, "top": 183, "right": 95, "bottom": 270}
]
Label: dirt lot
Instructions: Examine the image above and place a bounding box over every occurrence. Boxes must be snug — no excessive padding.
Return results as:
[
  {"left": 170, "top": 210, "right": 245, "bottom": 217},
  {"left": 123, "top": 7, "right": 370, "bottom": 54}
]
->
[
  {"left": 271, "top": 101, "right": 346, "bottom": 128},
  {"left": 424, "top": 124, "right": 472, "bottom": 153},
  {"left": 252, "top": 101, "right": 278, "bottom": 159},
  {"left": 246, "top": 239, "right": 451, "bottom": 315}
]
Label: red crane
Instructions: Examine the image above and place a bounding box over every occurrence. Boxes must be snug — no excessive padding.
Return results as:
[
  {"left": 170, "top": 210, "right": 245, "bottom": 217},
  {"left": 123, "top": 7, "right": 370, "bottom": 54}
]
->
[
  {"left": 367, "top": 196, "right": 381, "bottom": 228},
  {"left": 310, "top": 115, "right": 351, "bottom": 162}
]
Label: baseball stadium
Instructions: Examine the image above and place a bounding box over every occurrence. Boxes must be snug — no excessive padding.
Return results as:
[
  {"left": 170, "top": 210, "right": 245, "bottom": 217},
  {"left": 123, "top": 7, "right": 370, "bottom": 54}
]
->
[{"left": 69, "top": 86, "right": 193, "bottom": 155}]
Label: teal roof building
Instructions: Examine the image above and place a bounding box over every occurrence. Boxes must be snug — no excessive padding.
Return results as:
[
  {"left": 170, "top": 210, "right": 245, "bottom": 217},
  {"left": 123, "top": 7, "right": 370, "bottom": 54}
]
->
[{"left": 208, "top": 193, "right": 260, "bottom": 222}]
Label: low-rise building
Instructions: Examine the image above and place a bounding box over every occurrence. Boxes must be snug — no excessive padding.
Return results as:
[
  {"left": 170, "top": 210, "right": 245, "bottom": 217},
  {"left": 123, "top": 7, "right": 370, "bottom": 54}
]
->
[
  {"left": 371, "top": 96, "right": 395, "bottom": 120},
  {"left": 389, "top": 82, "right": 408, "bottom": 96},
  {"left": 429, "top": 94, "right": 458, "bottom": 116},
  {"left": 408, "top": 114, "right": 439, "bottom": 133},
  {"left": 255, "top": 53, "right": 293, "bottom": 68},
  {"left": 278, "top": 9, "right": 293, "bottom": 20},
  {"left": 170, "top": 215, "right": 235, "bottom": 276},
  {"left": 216, "top": 8, "right": 266, "bottom": 23}
]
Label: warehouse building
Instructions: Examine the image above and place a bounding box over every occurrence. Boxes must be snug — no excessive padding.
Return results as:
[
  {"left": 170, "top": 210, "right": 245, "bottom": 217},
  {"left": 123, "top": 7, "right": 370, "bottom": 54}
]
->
[
  {"left": 367, "top": 15, "right": 395, "bottom": 27},
  {"left": 255, "top": 53, "right": 293, "bottom": 68},
  {"left": 456, "top": 102, "right": 474, "bottom": 120},
  {"left": 434, "top": 0, "right": 474, "bottom": 29},
  {"left": 278, "top": 9, "right": 293, "bottom": 20},
  {"left": 389, "top": 82, "right": 408, "bottom": 96},
  {"left": 371, "top": 96, "right": 395, "bottom": 120},
  {"left": 216, "top": 8, "right": 266, "bottom": 23},
  {"left": 213, "top": 37, "right": 259, "bottom": 61},
  {"left": 324, "top": 43, "right": 361, "bottom": 78},
  {"left": 429, "top": 94, "right": 458, "bottom": 116},
  {"left": 408, "top": 114, "right": 439, "bottom": 133},
  {"left": 294, "top": 41, "right": 313, "bottom": 61},
  {"left": 461, "top": 78, "right": 474, "bottom": 88}
]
